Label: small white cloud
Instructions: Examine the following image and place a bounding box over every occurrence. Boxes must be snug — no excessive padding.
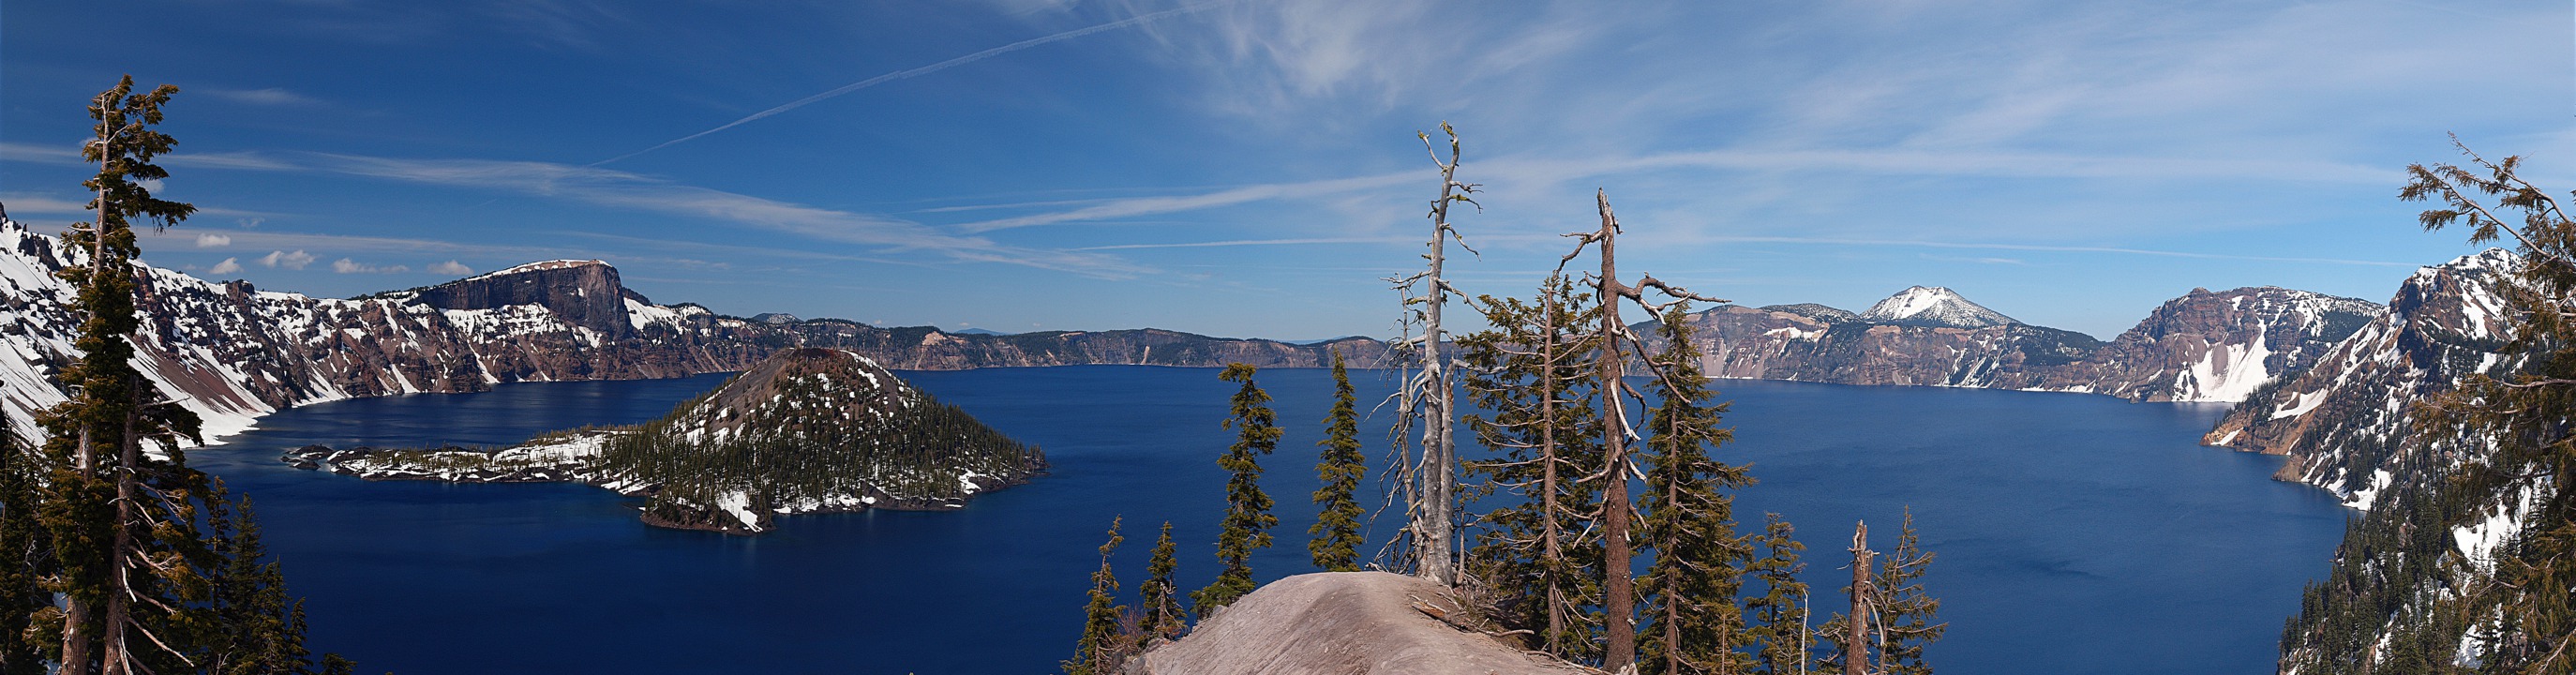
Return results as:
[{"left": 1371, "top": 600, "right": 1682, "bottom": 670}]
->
[
  {"left": 258, "top": 249, "right": 314, "bottom": 269},
  {"left": 208, "top": 258, "right": 242, "bottom": 275},
  {"left": 236, "top": 217, "right": 264, "bottom": 229},
  {"left": 195, "top": 233, "right": 231, "bottom": 248},
  {"left": 427, "top": 260, "right": 473, "bottom": 276},
  {"left": 138, "top": 178, "right": 163, "bottom": 193},
  {"left": 205, "top": 87, "right": 322, "bottom": 107},
  {"left": 332, "top": 258, "right": 409, "bottom": 274}
]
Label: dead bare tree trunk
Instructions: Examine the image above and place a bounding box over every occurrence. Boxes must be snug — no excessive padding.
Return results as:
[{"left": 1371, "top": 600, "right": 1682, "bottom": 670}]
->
[
  {"left": 1561, "top": 190, "right": 1724, "bottom": 673},
  {"left": 1397, "top": 123, "right": 1475, "bottom": 588},
  {"left": 1539, "top": 289, "right": 1567, "bottom": 652},
  {"left": 1848, "top": 521, "right": 1874, "bottom": 675},
  {"left": 1592, "top": 198, "right": 1639, "bottom": 671}
]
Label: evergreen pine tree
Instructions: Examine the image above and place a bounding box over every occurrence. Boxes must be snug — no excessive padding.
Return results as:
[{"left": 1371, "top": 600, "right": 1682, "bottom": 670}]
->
[
  {"left": 1460, "top": 274, "right": 1604, "bottom": 662},
  {"left": 1064, "top": 517, "right": 1128, "bottom": 675},
  {"left": 1636, "top": 305, "right": 1755, "bottom": 675},
  {"left": 206, "top": 493, "right": 315, "bottom": 675},
  {"left": 2399, "top": 142, "right": 2576, "bottom": 673},
  {"left": 1744, "top": 514, "right": 1810, "bottom": 675},
  {"left": 1193, "top": 364, "right": 1279, "bottom": 610},
  {"left": 1140, "top": 521, "right": 1186, "bottom": 641},
  {"left": 1310, "top": 352, "right": 1366, "bottom": 572},
  {"left": 34, "top": 75, "right": 212, "bottom": 675},
  {"left": 1874, "top": 508, "right": 1944, "bottom": 675},
  {"left": 0, "top": 406, "right": 47, "bottom": 675}
]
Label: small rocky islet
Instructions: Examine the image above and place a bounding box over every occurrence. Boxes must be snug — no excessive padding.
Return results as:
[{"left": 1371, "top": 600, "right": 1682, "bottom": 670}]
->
[{"left": 282, "top": 347, "right": 1047, "bottom": 533}]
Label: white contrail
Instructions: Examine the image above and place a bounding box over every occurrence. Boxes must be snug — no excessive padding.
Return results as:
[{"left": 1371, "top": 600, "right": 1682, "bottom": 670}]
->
[{"left": 594, "top": 4, "right": 1217, "bottom": 166}]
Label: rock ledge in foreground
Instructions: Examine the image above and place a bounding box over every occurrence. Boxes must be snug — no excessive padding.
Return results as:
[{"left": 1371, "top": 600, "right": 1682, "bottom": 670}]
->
[{"left": 1128, "top": 571, "right": 1593, "bottom": 675}]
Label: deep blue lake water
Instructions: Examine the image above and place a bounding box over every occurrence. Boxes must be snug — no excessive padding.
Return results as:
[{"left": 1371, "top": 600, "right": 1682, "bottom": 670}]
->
[{"left": 190, "top": 366, "right": 2347, "bottom": 674}]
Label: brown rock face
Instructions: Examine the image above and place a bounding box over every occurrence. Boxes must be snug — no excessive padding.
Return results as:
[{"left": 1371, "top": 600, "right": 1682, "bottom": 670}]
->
[
  {"left": 1652, "top": 305, "right": 2101, "bottom": 390},
  {"left": 2037, "top": 287, "right": 2379, "bottom": 401},
  {"left": 1652, "top": 286, "right": 2376, "bottom": 402},
  {"left": 0, "top": 217, "right": 1400, "bottom": 442},
  {"left": 1128, "top": 572, "right": 1589, "bottom": 675},
  {"left": 2199, "top": 249, "right": 2520, "bottom": 506},
  {"left": 402, "top": 260, "right": 637, "bottom": 340}
]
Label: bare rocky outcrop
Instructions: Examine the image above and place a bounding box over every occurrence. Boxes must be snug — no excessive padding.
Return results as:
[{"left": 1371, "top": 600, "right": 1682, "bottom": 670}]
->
[
  {"left": 0, "top": 216, "right": 1395, "bottom": 442},
  {"left": 0, "top": 213, "right": 2397, "bottom": 447},
  {"left": 1126, "top": 572, "right": 1593, "bottom": 675},
  {"left": 1651, "top": 286, "right": 2380, "bottom": 403},
  {"left": 2200, "top": 249, "right": 2521, "bottom": 508},
  {"left": 2037, "top": 287, "right": 2380, "bottom": 401}
]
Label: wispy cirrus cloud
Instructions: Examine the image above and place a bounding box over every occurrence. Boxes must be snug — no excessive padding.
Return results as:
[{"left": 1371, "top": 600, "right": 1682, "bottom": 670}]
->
[
  {"left": 142, "top": 150, "right": 1145, "bottom": 278},
  {"left": 202, "top": 87, "right": 324, "bottom": 107},
  {"left": 594, "top": 1, "right": 1231, "bottom": 166},
  {"left": 952, "top": 172, "right": 1414, "bottom": 232},
  {"left": 940, "top": 145, "right": 2399, "bottom": 234},
  {"left": 1074, "top": 236, "right": 1413, "bottom": 250},
  {"left": 0, "top": 195, "right": 90, "bottom": 217}
]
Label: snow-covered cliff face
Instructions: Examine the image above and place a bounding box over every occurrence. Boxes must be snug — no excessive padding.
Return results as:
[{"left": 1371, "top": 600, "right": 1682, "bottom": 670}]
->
[
  {"left": 1858, "top": 286, "right": 2018, "bottom": 328},
  {"left": 1661, "top": 285, "right": 2379, "bottom": 403},
  {"left": 2202, "top": 248, "right": 2521, "bottom": 509},
  {"left": 0, "top": 217, "right": 1399, "bottom": 444},
  {"left": 1664, "top": 304, "right": 2101, "bottom": 389},
  {"left": 2042, "top": 287, "right": 2382, "bottom": 402},
  {"left": 0, "top": 217, "right": 779, "bottom": 444}
]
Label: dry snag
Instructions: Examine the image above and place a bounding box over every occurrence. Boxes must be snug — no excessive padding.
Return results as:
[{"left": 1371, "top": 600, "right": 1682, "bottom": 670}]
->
[
  {"left": 1556, "top": 189, "right": 1723, "bottom": 672},
  {"left": 1386, "top": 122, "right": 1478, "bottom": 587}
]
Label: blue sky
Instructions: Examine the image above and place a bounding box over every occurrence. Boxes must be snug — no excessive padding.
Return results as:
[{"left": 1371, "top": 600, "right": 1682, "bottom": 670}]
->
[{"left": 2, "top": 0, "right": 2568, "bottom": 339}]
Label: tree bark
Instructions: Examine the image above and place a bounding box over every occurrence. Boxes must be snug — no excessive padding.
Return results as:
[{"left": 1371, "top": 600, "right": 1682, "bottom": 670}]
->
[
  {"left": 1413, "top": 128, "right": 1466, "bottom": 588},
  {"left": 1849, "top": 521, "right": 1873, "bottom": 675},
  {"left": 1595, "top": 194, "right": 1638, "bottom": 672},
  {"left": 98, "top": 376, "right": 142, "bottom": 675},
  {"left": 1540, "top": 290, "right": 1565, "bottom": 652},
  {"left": 59, "top": 107, "right": 118, "bottom": 675}
]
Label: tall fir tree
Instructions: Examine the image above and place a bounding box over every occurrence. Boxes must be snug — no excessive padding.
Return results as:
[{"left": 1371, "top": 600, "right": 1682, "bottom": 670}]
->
[
  {"left": 1140, "top": 521, "right": 1187, "bottom": 641},
  {"left": 1744, "top": 514, "right": 1810, "bottom": 675},
  {"left": 204, "top": 492, "right": 316, "bottom": 675},
  {"left": 1873, "top": 509, "right": 1943, "bottom": 675},
  {"left": 0, "top": 406, "right": 47, "bottom": 675},
  {"left": 1193, "top": 364, "right": 1279, "bottom": 610},
  {"left": 1636, "top": 305, "right": 1756, "bottom": 675},
  {"left": 2399, "top": 141, "right": 2576, "bottom": 672},
  {"left": 1064, "top": 517, "right": 1129, "bottom": 675},
  {"left": 1460, "top": 274, "right": 1604, "bottom": 662},
  {"left": 1310, "top": 352, "right": 1366, "bottom": 572},
  {"left": 35, "top": 75, "right": 212, "bottom": 675}
]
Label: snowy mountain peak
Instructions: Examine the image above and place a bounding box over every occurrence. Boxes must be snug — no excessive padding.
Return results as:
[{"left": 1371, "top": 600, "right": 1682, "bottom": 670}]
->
[
  {"left": 1857, "top": 286, "right": 2017, "bottom": 328},
  {"left": 2419, "top": 248, "right": 2517, "bottom": 279}
]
